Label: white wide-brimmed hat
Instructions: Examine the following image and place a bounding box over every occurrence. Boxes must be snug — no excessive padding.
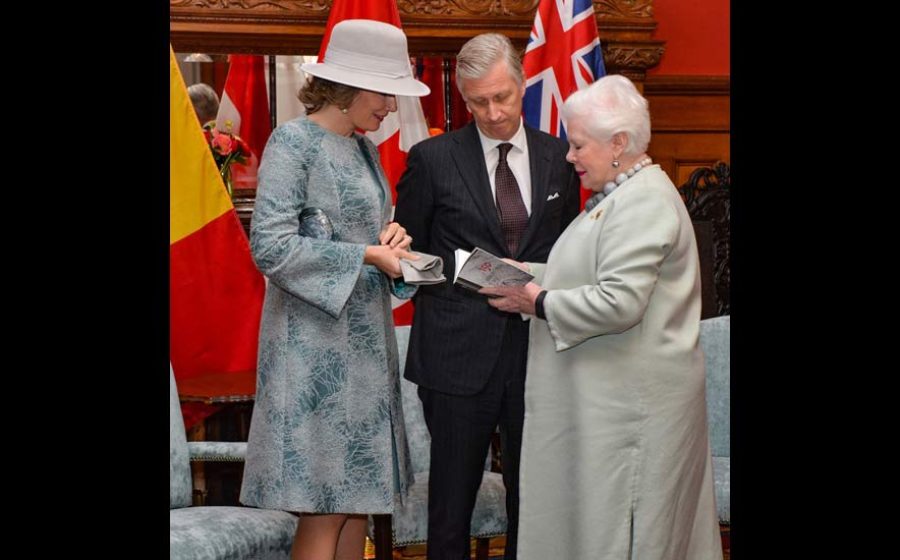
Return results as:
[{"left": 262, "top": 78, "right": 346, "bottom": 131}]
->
[{"left": 301, "top": 19, "right": 430, "bottom": 97}]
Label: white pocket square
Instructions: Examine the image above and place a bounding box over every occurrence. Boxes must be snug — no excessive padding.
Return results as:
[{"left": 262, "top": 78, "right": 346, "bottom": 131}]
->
[{"left": 546, "top": 192, "right": 560, "bottom": 201}]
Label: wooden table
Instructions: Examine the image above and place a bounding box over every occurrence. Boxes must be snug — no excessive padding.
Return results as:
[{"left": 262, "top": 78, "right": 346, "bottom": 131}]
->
[
  {"left": 177, "top": 370, "right": 256, "bottom": 506},
  {"left": 177, "top": 370, "right": 256, "bottom": 404}
]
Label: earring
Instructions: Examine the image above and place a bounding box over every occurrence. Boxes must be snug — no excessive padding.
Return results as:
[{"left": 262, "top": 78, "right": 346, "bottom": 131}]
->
[
  {"left": 341, "top": 108, "right": 349, "bottom": 114},
  {"left": 612, "top": 159, "right": 620, "bottom": 168}
]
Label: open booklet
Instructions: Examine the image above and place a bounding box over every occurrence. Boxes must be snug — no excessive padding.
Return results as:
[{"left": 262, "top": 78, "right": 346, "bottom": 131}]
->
[{"left": 453, "top": 247, "right": 534, "bottom": 291}]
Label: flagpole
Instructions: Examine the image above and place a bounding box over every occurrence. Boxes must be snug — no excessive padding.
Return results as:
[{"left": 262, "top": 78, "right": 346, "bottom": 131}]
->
[
  {"left": 443, "top": 58, "right": 452, "bottom": 131},
  {"left": 268, "top": 55, "right": 277, "bottom": 129}
]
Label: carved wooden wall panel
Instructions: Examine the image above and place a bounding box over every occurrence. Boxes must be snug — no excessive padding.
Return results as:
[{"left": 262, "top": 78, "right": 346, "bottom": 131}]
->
[
  {"left": 171, "top": 0, "right": 664, "bottom": 80},
  {"left": 677, "top": 162, "right": 730, "bottom": 318}
]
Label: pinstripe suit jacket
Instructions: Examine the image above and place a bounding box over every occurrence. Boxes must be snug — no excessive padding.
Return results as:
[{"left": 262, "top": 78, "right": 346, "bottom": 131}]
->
[{"left": 394, "top": 122, "right": 580, "bottom": 395}]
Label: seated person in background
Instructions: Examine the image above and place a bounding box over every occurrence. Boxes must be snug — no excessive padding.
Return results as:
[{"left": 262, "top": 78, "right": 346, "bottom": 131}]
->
[{"left": 187, "top": 82, "right": 219, "bottom": 128}]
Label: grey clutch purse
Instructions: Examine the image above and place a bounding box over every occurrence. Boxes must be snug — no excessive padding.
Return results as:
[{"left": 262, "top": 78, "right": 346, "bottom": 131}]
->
[{"left": 298, "top": 207, "right": 334, "bottom": 240}]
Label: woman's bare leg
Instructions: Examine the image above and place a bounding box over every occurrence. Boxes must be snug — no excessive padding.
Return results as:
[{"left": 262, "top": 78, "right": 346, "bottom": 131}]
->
[
  {"left": 335, "top": 514, "right": 368, "bottom": 560},
  {"left": 291, "top": 513, "right": 348, "bottom": 560}
]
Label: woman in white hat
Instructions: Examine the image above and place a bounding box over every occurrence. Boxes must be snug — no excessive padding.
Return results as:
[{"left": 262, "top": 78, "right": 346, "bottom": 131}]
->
[{"left": 239, "top": 19, "right": 429, "bottom": 560}]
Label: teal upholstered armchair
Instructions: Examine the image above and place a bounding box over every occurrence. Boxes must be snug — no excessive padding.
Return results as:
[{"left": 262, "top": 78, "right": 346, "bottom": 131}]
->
[
  {"left": 170, "top": 366, "right": 298, "bottom": 559},
  {"left": 700, "top": 315, "right": 730, "bottom": 527},
  {"left": 370, "top": 325, "right": 508, "bottom": 560}
]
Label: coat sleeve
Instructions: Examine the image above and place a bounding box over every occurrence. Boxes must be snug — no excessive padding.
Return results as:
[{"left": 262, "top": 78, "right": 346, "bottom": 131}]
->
[
  {"left": 249, "top": 125, "right": 366, "bottom": 319},
  {"left": 543, "top": 183, "right": 680, "bottom": 351},
  {"left": 390, "top": 278, "right": 418, "bottom": 299},
  {"left": 527, "top": 262, "right": 547, "bottom": 284}
]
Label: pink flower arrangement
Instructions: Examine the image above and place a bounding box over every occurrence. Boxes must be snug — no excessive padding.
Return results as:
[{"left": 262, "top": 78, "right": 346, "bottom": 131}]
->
[{"left": 203, "top": 120, "right": 250, "bottom": 196}]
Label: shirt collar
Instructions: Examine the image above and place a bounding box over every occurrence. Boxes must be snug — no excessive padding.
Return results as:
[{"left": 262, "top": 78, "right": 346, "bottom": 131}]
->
[{"left": 476, "top": 118, "right": 527, "bottom": 156}]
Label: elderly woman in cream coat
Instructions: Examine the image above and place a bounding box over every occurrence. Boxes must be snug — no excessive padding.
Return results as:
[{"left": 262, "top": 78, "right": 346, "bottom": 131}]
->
[{"left": 480, "top": 75, "right": 723, "bottom": 560}]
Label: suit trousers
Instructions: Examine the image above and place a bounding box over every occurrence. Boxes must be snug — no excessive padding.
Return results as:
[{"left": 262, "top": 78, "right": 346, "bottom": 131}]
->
[{"left": 418, "top": 316, "right": 529, "bottom": 560}]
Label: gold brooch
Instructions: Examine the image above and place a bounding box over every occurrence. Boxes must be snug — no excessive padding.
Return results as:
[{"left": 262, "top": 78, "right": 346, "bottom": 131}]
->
[{"left": 590, "top": 209, "right": 603, "bottom": 220}]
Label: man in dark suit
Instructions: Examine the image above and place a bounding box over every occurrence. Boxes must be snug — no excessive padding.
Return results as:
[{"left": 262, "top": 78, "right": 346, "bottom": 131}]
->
[{"left": 394, "top": 33, "right": 580, "bottom": 560}]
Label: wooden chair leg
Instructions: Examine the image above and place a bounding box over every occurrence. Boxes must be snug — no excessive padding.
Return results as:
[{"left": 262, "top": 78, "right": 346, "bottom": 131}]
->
[
  {"left": 187, "top": 422, "right": 208, "bottom": 506},
  {"left": 720, "top": 523, "right": 730, "bottom": 559},
  {"left": 372, "top": 514, "right": 393, "bottom": 560},
  {"left": 475, "top": 537, "right": 490, "bottom": 560}
]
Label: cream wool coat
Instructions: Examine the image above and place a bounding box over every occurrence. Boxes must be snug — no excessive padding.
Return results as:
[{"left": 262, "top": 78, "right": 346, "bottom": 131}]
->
[{"left": 517, "top": 165, "right": 723, "bottom": 560}]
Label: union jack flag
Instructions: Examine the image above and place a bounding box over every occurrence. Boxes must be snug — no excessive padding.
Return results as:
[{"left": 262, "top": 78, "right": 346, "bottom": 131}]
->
[{"left": 522, "top": 0, "right": 606, "bottom": 140}]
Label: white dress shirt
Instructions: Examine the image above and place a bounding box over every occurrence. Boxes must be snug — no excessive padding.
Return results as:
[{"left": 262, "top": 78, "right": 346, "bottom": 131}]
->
[{"left": 476, "top": 119, "right": 532, "bottom": 216}]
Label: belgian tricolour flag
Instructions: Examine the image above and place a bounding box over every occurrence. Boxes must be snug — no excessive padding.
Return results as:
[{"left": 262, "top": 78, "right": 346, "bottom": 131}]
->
[{"left": 169, "top": 47, "right": 265, "bottom": 398}]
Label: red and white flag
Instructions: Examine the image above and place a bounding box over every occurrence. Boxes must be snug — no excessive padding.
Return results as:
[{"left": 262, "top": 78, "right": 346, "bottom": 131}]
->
[
  {"left": 319, "top": 0, "right": 430, "bottom": 326},
  {"left": 215, "top": 55, "right": 273, "bottom": 190}
]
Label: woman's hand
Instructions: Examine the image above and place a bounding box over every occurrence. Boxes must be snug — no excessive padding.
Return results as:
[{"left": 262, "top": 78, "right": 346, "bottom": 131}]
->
[
  {"left": 364, "top": 245, "right": 417, "bottom": 279},
  {"left": 379, "top": 222, "right": 413, "bottom": 250},
  {"left": 479, "top": 282, "right": 543, "bottom": 315}
]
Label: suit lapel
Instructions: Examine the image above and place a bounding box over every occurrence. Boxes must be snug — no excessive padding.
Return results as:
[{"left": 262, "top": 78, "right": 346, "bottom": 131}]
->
[
  {"left": 515, "top": 126, "right": 552, "bottom": 258},
  {"left": 451, "top": 123, "right": 507, "bottom": 251}
]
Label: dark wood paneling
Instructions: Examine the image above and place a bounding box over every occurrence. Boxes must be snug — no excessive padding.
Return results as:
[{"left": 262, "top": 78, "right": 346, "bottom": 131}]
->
[
  {"left": 644, "top": 75, "right": 730, "bottom": 95},
  {"left": 649, "top": 133, "right": 729, "bottom": 185},
  {"left": 649, "top": 95, "right": 729, "bottom": 132},
  {"left": 645, "top": 76, "right": 730, "bottom": 184}
]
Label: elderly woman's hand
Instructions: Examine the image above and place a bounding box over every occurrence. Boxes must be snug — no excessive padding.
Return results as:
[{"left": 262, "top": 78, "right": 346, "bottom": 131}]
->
[
  {"left": 379, "top": 221, "right": 413, "bottom": 249},
  {"left": 479, "top": 282, "right": 543, "bottom": 315}
]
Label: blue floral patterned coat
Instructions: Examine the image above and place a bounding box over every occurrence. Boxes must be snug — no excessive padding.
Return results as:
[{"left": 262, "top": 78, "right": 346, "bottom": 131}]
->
[{"left": 240, "top": 117, "right": 414, "bottom": 514}]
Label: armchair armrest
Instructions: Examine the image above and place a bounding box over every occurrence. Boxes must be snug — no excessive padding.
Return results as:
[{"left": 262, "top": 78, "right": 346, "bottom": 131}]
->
[{"left": 187, "top": 441, "right": 247, "bottom": 462}]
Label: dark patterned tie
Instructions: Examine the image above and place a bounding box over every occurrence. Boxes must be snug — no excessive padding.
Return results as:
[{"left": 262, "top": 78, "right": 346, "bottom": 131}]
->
[{"left": 495, "top": 142, "right": 529, "bottom": 255}]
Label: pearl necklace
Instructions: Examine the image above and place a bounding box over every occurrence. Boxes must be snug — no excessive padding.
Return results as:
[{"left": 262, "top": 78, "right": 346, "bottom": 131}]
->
[{"left": 585, "top": 157, "right": 653, "bottom": 212}]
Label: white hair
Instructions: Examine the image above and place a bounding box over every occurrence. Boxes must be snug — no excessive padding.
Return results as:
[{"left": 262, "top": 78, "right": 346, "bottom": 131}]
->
[{"left": 562, "top": 74, "right": 650, "bottom": 156}]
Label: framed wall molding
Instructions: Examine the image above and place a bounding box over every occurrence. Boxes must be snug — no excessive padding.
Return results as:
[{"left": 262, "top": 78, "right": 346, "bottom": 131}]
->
[{"left": 170, "top": 0, "right": 664, "bottom": 80}]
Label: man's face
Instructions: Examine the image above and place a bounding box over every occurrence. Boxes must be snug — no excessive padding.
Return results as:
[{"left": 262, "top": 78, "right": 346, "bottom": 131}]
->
[{"left": 459, "top": 61, "right": 526, "bottom": 141}]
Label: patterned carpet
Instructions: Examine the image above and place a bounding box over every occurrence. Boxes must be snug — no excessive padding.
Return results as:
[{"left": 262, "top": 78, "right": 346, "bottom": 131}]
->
[
  {"left": 364, "top": 527, "right": 731, "bottom": 559},
  {"left": 364, "top": 537, "right": 507, "bottom": 559}
]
